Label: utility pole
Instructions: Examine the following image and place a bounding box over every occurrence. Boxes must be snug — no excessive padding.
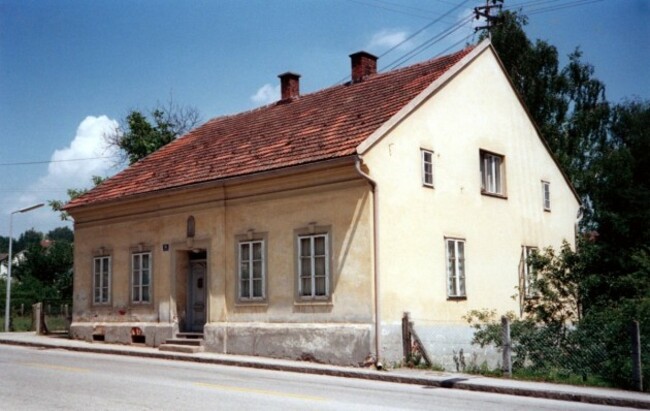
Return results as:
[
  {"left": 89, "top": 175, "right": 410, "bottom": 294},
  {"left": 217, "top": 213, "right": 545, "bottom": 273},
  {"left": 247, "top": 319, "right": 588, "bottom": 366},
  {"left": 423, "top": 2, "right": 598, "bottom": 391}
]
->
[{"left": 474, "top": 0, "right": 504, "bottom": 38}]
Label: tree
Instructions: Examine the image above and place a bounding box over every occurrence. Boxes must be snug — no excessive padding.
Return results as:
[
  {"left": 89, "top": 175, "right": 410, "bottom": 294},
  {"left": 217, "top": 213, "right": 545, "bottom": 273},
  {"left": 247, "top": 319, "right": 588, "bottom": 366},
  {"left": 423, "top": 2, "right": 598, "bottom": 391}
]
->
[
  {"left": 49, "top": 175, "right": 106, "bottom": 221},
  {"left": 582, "top": 99, "right": 650, "bottom": 307},
  {"left": 484, "top": 11, "right": 610, "bottom": 204},
  {"left": 46, "top": 226, "right": 74, "bottom": 243},
  {"left": 106, "top": 100, "right": 201, "bottom": 165},
  {"left": 12, "top": 234, "right": 74, "bottom": 303},
  {"left": 15, "top": 229, "right": 43, "bottom": 253},
  {"left": 0, "top": 236, "right": 9, "bottom": 254}
]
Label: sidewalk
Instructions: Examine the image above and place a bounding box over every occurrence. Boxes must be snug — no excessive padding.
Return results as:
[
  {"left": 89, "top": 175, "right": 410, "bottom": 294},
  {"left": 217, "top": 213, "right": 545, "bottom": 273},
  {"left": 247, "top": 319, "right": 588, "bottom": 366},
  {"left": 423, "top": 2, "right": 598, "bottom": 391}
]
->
[{"left": 1, "top": 332, "right": 648, "bottom": 409}]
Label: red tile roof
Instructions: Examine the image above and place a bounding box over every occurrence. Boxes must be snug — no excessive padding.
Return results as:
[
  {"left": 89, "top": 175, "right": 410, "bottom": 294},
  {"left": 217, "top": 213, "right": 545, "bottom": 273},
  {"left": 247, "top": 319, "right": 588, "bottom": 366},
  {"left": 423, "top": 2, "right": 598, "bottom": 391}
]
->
[{"left": 66, "top": 46, "right": 474, "bottom": 209}]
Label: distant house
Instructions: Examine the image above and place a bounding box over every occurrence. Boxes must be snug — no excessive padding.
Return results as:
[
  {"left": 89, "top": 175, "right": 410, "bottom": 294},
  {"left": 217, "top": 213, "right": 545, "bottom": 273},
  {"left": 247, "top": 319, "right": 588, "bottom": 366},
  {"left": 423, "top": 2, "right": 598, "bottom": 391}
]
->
[
  {"left": 64, "top": 40, "right": 580, "bottom": 366},
  {"left": 0, "top": 250, "right": 27, "bottom": 279},
  {"left": 0, "top": 253, "right": 7, "bottom": 278}
]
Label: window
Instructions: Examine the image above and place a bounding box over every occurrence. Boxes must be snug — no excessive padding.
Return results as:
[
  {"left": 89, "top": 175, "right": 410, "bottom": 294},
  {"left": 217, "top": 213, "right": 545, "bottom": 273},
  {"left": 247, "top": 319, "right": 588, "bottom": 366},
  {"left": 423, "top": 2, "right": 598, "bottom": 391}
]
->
[
  {"left": 421, "top": 149, "right": 434, "bottom": 187},
  {"left": 522, "top": 246, "right": 538, "bottom": 298},
  {"left": 238, "top": 240, "right": 265, "bottom": 300},
  {"left": 480, "top": 150, "right": 505, "bottom": 195},
  {"left": 132, "top": 252, "right": 151, "bottom": 303},
  {"left": 446, "top": 238, "right": 466, "bottom": 298},
  {"left": 93, "top": 256, "right": 111, "bottom": 304},
  {"left": 542, "top": 181, "right": 551, "bottom": 211},
  {"left": 297, "top": 233, "right": 330, "bottom": 299}
]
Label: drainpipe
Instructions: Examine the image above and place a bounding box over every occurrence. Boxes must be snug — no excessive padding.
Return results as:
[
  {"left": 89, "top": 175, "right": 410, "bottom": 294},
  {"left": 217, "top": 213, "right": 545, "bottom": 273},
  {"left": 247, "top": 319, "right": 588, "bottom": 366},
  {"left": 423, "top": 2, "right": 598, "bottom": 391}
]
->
[{"left": 354, "top": 156, "right": 382, "bottom": 369}]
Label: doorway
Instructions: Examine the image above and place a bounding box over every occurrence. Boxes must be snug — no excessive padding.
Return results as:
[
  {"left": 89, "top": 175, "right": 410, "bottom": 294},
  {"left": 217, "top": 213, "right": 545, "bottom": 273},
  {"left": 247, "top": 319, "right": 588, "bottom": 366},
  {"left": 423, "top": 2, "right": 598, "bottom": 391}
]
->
[{"left": 186, "top": 252, "right": 207, "bottom": 332}]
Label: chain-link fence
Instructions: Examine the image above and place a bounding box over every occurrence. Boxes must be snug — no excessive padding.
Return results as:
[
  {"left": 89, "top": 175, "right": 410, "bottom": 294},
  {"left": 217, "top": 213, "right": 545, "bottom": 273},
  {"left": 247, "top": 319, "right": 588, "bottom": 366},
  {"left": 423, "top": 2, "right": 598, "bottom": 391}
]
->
[
  {"left": 467, "top": 316, "right": 647, "bottom": 392},
  {"left": 401, "top": 313, "right": 647, "bottom": 392}
]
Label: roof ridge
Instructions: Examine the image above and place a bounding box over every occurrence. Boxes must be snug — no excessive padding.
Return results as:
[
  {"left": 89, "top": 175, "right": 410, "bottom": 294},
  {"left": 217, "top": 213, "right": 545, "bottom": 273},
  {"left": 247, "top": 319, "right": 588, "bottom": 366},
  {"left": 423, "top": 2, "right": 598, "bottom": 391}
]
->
[{"left": 201, "top": 45, "right": 476, "bottom": 127}]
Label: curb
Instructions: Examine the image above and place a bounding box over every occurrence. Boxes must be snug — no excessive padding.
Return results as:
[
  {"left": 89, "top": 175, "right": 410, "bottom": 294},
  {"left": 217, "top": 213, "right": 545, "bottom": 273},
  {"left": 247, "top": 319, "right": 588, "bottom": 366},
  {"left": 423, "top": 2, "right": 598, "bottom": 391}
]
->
[{"left": 1, "top": 338, "right": 648, "bottom": 409}]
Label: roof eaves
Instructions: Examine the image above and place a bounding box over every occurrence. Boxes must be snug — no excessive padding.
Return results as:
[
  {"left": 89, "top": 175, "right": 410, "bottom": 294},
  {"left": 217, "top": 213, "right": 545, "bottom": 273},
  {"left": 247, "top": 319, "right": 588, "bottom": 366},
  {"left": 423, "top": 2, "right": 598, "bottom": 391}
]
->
[{"left": 65, "top": 155, "right": 358, "bottom": 214}]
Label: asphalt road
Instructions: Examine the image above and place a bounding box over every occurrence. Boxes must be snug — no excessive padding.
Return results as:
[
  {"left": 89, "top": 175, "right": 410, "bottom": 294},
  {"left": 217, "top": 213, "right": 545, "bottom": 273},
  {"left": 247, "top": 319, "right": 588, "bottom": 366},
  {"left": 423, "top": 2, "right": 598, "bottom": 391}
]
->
[{"left": 0, "top": 345, "right": 635, "bottom": 411}]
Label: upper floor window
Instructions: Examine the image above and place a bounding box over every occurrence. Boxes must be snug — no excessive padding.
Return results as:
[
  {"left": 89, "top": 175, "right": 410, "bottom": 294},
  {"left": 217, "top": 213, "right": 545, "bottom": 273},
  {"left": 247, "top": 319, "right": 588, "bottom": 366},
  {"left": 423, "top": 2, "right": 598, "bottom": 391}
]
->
[
  {"left": 93, "top": 256, "right": 111, "bottom": 305},
  {"left": 238, "top": 239, "right": 265, "bottom": 301},
  {"left": 480, "top": 150, "right": 505, "bottom": 196},
  {"left": 446, "top": 238, "right": 466, "bottom": 298},
  {"left": 132, "top": 252, "right": 151, "bottom": 304},
  {"left": 297, "top": 232, "right": 330, "bottom": 299},
  {"left": 421, "top": 149, "right": 434, "bottom": 187},
  {"left": 542, "top": 181, "right": 551, "bottom": 211}
]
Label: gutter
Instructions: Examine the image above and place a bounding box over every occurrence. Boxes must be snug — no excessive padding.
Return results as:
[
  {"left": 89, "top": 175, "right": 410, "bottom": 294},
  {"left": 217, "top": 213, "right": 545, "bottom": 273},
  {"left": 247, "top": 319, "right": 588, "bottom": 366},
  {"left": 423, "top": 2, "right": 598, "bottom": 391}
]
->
[{"left": 354, "top": 156, "right": 382, "bottom": 369}]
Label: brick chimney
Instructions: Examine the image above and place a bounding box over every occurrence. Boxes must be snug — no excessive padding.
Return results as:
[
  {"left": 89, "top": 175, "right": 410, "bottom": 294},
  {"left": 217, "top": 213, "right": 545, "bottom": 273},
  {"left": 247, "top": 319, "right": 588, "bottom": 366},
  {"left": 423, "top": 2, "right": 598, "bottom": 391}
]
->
[
  {"left": 350, "top": 51, "right": 378, "bottom": 83},
  {"left": 278, "top": 72, "right": 300, "bottom": 100}
]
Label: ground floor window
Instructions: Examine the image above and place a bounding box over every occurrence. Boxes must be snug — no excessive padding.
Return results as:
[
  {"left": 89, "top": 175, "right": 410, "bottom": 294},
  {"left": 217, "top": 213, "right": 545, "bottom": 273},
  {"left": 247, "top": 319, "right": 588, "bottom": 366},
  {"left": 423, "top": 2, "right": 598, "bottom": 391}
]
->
[
  {"left": 446, "top": 238, "right": 466, "bottom": 298},
  {"left": 132, "top": 252, "right": 151, "bottom": 303},
  {"left": 93, "top": 256, "right": 111, "bottom": 304},
  {"left": 238, "top": 240, "right": 265, "bottom": 300},
  {"left": 297, "top": 232, "right": 330, "bottom": 299}
]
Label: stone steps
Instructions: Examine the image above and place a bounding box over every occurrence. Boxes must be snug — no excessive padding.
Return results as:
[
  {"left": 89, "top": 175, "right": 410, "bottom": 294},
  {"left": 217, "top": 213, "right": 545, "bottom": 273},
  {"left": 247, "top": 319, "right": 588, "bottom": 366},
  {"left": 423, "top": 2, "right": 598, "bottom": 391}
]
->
[
  {"left": 158, "top": 332, "right": 205, "bottom": 353},
  {"left": 159, "top": 344, "right": 203, "bottom": 354}
]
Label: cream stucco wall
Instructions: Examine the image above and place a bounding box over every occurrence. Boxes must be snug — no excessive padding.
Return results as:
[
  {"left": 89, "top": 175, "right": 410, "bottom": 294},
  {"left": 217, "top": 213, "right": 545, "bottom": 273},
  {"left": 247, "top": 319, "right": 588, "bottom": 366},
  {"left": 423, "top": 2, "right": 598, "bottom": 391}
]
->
[
  {"left": 361, "top": 47, "right": 580, "bottom": 330},
  {"left": 69, "top": 162, "right": 375, "bottom": 360}
]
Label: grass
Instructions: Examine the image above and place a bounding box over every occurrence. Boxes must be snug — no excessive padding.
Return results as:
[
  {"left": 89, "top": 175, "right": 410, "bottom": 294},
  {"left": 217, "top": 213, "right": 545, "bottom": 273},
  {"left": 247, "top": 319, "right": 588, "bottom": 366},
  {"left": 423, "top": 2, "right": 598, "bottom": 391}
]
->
[{"left": 9, "top": 314, "right": 69, "bottom": 333}]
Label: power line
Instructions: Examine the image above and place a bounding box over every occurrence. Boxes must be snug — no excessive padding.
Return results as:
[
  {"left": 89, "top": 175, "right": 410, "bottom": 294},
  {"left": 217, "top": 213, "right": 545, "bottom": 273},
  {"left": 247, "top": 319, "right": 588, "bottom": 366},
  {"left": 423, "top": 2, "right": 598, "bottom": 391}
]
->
[
  {"left": 504, "top": 0, "right": 604, "bottom": 15},
  {"left": 377, "top": 0, "right": 471, "bottom": 59},
  {"left": 524, "top": 0, "right": 604, "bottom": 16},
  {"left": 0, "top": 155, "right": 120, "bottom": 167},
  {"left": 382, "top": 13, "right": 475, "bottom": 71},
  {"left": 332, "top": 0, "right": 472, "bottom": 86}
]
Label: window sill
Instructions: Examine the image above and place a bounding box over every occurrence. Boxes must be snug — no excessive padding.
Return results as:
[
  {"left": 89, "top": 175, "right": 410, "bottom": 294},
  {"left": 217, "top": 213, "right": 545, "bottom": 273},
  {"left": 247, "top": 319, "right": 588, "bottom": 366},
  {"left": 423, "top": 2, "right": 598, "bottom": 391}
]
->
[
  {"left": 481, "top": 191, "right": 507, "bottom": 200},
  {"left": 235, "top": 301, "right": 268, "bottom": 308},
  {"left": 129, "top": 302, "right": 153, "bottom": 308},
  {"left": 544, "top": 208, "right": 551, "bottom": 213},
  {"left": 294, "top": 300, "right": 333, "bottom": 307},
  {"left": 447, "top": 296, "right": 467, "bottom": 301}
]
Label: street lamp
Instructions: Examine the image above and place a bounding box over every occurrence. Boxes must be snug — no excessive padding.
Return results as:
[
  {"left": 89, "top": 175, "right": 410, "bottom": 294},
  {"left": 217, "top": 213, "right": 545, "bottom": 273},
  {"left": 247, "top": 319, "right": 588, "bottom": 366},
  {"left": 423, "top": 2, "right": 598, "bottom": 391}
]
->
[{"left": 4, "top": 203, "right": 44, "bottom": 332}]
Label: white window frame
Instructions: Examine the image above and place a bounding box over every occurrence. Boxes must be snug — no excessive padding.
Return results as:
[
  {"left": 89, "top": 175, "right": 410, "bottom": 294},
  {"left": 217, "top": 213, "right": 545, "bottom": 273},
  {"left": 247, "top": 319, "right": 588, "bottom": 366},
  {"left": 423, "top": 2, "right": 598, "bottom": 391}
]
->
[
  {"left": 238, "top": 239, "right": 266, "bottom": 301},
  {"left": 132, "top": 252, "right": 152, "bottom": 304},
  {"left": 542, "top": 180, "right": 551, "bottom": 211},
  {"left": 421, "top": 149, "right": 434, "bottom": 187},
  {"left": 297, "top": 233, "right": 330, "bottom": 299},
  {"left": 480, "top": 150, "right": 505, "bottom": 195},
  {"left": 523, "top": 246, "right": 538, "bottom": 298},
  {"left": 446, "top": 238, "right": 466, "bottom": 298},
  {"left": 93, "top": 256, "right": 111, "bottom": 305}
]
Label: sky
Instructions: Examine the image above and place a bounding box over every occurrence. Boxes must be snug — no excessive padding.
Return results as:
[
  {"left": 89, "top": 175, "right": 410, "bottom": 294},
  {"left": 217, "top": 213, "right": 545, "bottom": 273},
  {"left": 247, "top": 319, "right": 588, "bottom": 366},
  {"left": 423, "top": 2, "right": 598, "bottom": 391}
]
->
[{"left": 1, "top": 0, "right": 648, "bottom": 238}]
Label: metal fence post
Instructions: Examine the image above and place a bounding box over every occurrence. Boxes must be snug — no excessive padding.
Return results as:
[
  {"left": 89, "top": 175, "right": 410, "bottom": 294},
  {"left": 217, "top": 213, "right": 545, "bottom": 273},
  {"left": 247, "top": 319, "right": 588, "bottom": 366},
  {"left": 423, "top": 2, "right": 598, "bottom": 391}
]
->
[
  {"left": 631, "top": 320, "right": 643, "bottom": 392},
  {"left": 502, "top": 316, "right": 512, "bottom": 377}
]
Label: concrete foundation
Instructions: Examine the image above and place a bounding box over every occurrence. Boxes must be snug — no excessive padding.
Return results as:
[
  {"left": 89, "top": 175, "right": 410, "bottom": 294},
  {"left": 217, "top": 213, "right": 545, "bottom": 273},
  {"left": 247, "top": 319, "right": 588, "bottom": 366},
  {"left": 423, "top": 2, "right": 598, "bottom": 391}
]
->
[
  {"left": 381, "top": 323, "right": 500, "bottom": 371},
  {"left": 70, "top": 322, "right": 175, "bottom": 347},
  {"left": 204, "top": 322, "right": 373, "bottom": 366}
]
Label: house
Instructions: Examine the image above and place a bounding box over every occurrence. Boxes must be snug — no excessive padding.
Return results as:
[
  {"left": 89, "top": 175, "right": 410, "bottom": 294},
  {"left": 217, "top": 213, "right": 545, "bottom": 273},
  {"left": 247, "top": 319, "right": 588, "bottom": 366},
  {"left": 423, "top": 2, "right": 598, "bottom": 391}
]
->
[
  {"left": 0, "top": 253, "right": 7, "bottom": 278},
  {"left": 0, "top": 250, "right": 27, "bottom": 279},
  {"left": 64, "top": 40, "right": 580, "bottom": 367}
]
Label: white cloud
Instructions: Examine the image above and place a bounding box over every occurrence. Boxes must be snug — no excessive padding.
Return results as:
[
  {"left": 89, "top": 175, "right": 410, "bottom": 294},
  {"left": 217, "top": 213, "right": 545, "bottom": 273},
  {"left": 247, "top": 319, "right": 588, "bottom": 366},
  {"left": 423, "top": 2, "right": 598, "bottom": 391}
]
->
[
  {"left": 44, "top": 115, "right": 120, "bottom": 183},
  {"left": 251, "top": 84, "right": 280, "bottom": 106},
  {"left": 367, "top": 29, "right": 411, "bottom": 52},
  {"left": 9, "top": 115, "right": 122, "bottom": 234}
]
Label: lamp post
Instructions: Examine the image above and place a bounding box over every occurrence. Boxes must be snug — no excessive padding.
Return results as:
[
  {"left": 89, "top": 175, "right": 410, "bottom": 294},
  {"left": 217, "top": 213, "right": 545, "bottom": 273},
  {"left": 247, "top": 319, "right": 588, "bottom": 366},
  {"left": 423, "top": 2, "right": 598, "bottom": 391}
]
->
[{"left": 4, "top": 203, "right": 44, "bottom": 332}]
